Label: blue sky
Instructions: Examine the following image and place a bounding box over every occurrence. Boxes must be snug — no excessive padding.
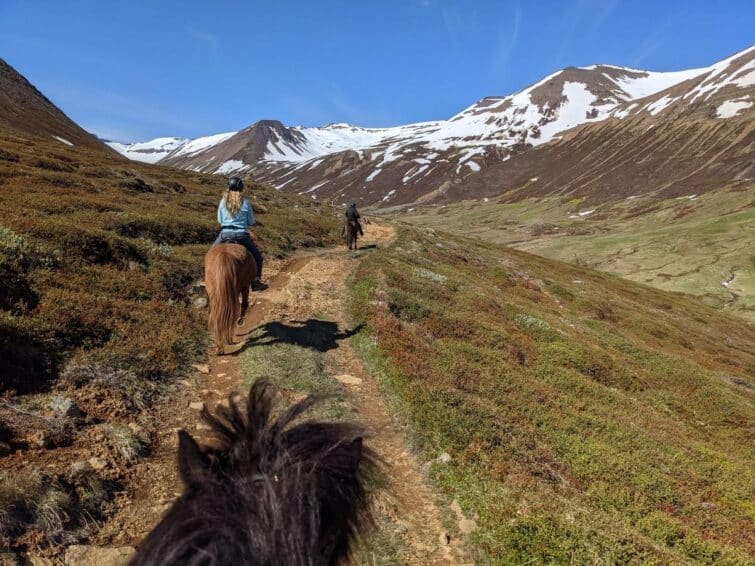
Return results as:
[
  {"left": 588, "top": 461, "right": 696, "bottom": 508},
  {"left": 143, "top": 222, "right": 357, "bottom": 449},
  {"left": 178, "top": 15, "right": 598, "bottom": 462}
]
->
[{"left": 1, "top": 0, "right": 753, "bottom": 142}]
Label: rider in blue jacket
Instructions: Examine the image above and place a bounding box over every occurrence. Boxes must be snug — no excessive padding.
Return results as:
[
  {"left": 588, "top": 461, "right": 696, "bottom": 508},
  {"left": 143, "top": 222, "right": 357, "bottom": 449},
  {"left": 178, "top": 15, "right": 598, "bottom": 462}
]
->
[{"left": 213, "top": 176, "right": 268, "bottom": 291}]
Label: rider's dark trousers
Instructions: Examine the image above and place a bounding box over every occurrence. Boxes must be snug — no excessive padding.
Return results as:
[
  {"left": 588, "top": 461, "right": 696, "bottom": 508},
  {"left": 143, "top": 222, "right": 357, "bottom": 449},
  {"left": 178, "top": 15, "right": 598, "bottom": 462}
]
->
[{"left": 213, "top": 229, "right": 263, "bottom": 279}]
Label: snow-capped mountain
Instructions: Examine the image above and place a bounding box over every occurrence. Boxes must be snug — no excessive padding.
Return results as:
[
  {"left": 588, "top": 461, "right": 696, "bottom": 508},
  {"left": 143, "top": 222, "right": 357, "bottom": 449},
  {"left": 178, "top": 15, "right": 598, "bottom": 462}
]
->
[
  {"left": 112, "top": 46, "right": 755, "bottom": 206},
  {"left": 106, "top": 137, "right": 189, "bottom": 164}
]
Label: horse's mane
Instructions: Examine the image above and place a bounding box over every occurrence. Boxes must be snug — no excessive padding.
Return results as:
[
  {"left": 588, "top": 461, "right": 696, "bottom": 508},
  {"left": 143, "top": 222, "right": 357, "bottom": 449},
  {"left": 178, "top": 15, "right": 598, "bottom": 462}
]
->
[{"left": 131, "top": 379, "right": 375, "bottom": 566}]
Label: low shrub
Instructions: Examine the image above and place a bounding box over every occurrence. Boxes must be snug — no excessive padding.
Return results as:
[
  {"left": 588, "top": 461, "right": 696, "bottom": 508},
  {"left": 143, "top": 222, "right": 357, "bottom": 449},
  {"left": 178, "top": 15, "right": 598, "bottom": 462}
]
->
[{"left": 32, "top": 158, "right": 75, "bottom": 173}]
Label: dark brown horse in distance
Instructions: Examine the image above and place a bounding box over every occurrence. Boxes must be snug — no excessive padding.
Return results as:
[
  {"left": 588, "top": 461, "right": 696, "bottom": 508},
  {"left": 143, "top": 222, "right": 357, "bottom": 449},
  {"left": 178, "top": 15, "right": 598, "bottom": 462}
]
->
[
  {"left": 342, "top": 219, "right": 361, "bottom": 250},
  {"left": 204, "top": 243, "right": 256, "bottom": 354}
]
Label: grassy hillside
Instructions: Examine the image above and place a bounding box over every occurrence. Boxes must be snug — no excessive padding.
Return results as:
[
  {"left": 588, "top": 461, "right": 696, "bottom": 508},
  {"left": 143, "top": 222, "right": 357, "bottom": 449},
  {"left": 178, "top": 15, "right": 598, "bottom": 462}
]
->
[
  {"left": 348, "top": 225, "right": 755, "bottom": 564},
  {"left": 399, "top": 185, "right": 755, "bottom": 322},
  {"left": 0, "top": 130, "right": 339, "bottom": 549}
]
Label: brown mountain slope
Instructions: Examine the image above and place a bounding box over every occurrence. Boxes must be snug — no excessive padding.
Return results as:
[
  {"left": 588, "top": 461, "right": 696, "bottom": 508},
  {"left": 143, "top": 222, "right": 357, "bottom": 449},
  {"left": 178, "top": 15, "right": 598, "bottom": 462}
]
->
[{"left": 0, "top": 58, "right": 113, "bottom": 152}]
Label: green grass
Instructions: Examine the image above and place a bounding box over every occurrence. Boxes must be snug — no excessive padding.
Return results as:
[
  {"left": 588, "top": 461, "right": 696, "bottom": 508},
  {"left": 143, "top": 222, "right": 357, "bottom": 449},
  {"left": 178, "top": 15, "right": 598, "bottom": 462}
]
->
[
  {"left": 240, "top": 325, "right": 348, "bottom": 422},
  {"left": 348, "top": 225, "right": 755, "bottom": 564},
  {"left": 400, "top": 185, "right": 755, "bottom": 322}
]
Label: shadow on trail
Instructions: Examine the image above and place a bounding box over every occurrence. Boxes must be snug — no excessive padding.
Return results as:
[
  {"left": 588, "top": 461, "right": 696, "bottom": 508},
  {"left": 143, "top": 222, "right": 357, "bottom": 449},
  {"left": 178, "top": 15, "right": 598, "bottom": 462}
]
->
[{"left": 240, "top": 319, "right": 364, "bottom": 353}]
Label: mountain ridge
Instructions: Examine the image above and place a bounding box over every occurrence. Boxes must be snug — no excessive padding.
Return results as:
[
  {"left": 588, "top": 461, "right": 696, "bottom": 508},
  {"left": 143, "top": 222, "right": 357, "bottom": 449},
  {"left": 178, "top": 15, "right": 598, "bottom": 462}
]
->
[
  {"left": 0, "top": 58, "right": 115, "bottom": 152},
  {"left": 109, "top": 46, "right": 754, "bottom": 206}
]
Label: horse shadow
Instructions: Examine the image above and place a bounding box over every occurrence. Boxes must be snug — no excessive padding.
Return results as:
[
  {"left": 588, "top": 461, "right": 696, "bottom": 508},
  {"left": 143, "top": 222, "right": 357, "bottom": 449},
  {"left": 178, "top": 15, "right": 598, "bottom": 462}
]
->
[{"left": 240, "top": 319, "right": 364, "bottom": 353}]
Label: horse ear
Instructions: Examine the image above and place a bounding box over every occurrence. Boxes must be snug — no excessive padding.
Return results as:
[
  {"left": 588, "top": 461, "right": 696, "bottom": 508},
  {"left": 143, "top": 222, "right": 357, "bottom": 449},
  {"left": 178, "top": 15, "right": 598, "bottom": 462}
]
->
[
  {"left": 343, "top": 437, "right": 363, "bottom": 474},
  {"left": 177, "top": 430, "right": 209, "bottom": 484}
]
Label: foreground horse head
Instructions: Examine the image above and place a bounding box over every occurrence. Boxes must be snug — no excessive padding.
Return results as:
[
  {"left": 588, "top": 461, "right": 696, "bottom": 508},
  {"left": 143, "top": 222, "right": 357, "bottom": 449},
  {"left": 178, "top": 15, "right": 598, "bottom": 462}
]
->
[
  {"left": 204, "top": 243, "right": 257, "bottom": 354},
  {"left": 131, "top": 379, "right": 374, "bottom": 566}
]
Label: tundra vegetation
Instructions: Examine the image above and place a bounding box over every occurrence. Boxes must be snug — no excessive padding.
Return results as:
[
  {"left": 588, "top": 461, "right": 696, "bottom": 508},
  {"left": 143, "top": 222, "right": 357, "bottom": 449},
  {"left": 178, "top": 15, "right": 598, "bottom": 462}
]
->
[
  {"left": 0, "top": 131, "right": 339, "bottom": 550},
  {"left": 349, "top": 226, "right": 755, "bottom": 564}
]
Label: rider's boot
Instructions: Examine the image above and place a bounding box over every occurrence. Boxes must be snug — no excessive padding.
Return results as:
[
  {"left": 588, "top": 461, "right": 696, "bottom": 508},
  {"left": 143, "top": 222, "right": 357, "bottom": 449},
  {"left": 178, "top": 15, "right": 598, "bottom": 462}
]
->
[{"left": 252, "top": 278, "right": 268, "bottom": 291}]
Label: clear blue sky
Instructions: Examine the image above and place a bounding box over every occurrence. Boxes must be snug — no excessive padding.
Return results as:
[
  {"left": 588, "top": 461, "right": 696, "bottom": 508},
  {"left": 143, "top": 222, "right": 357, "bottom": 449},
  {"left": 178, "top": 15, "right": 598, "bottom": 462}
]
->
[{"left": 1, "top": 0, "right": 753, "bottom": 142}]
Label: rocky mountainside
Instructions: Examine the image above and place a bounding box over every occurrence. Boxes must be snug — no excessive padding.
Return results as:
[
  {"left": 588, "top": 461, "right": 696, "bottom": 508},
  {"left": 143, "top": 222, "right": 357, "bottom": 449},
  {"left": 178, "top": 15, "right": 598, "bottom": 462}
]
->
[
  {"left": 112, "top": 46, "right": 754, "bottom": 206},
  {"left": 0, "top": 58, "right": 113, "bottom": 152}
]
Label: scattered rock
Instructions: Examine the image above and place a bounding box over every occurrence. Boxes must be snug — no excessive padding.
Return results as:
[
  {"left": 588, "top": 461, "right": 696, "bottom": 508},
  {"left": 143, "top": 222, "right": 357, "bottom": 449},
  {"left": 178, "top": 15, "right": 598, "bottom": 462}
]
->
[
  {"left": 334, "top": 374, "right": 363, "bottom": 386},
  {"left": 28, "top": 430, "right": 49, "bottom": 449},
  {"left": 189, "top": 401, "right": 205, "bottom": 411},
  {"left": 192, "top": 364, "right": 210, "bottom": 374},
  {"left": 192, "top": 297, "right": 208, "bottom": 309},
  {"left": 47, "top": 395, "right": 81, "bottom": 418},
  {"left": 88, "top": 456, "right": 108, "bottom": 471},
  {"left": 700, "top": 501, "right": 717, "bottom": 510},
  {"left": 216, "top": 373, "right": 227, "bottom": 378},
  {"left": 439, "top": 531, "right": 451, "bottom": 545},
  {"left": 177, "top": 379, "right": 191, "bottom": 386},
  {"left": 69, "top": 460, "right": 94, "bottom": 478},
  {"left": 450, "top": 499, "right": 477, "bottom": 534},
  {"left": 63, "top": 545, "right": 136, "bottom": 566},
  {"left": 437, "top": 452, "right": 452, "bottom": 464},
  {"left": 128, "top": 422, "right": 146, "bottom": 436},
  {"left": 196, "top": 423, "right": 212, "bottom": 431},
  {"left": 187, "top": 280, "right": 205, "bottom": 295}
]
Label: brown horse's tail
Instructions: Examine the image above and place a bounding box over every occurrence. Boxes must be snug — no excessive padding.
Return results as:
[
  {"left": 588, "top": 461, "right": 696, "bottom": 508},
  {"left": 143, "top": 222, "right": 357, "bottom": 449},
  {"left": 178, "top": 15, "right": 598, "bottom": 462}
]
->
[{"left": 205, "top": 248, "right": 240, "bottom": 351}]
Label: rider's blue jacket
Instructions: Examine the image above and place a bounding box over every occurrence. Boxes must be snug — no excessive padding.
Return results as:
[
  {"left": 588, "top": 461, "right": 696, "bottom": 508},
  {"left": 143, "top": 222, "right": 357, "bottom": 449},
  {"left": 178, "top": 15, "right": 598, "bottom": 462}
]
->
[{"left": 217, "top": 198, "right": 254, "bottom": 230}]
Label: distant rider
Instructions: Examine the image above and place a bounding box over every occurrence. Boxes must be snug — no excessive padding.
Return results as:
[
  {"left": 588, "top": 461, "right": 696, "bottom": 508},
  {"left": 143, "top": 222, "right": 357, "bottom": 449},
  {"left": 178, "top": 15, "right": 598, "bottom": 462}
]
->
[
  {"left": 213, "top": 176, "right": 268, "bottom": 291},
  {"left": 345, "top": 202, "right": 364, "bottom": 236}
]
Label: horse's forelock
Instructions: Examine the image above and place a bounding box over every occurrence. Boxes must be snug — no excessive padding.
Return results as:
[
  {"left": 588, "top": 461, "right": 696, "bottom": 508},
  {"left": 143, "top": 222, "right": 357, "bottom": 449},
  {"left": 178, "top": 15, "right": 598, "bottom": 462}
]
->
[{"left": 131, "top": 379, "right": 375, "bottom": 565}]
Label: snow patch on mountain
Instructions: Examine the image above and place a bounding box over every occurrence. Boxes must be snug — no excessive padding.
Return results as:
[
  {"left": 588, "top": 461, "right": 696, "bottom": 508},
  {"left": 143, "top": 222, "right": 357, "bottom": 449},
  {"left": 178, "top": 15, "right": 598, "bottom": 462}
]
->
[
  {"left": 645, "top": 95, "right": 677, "bottom": 116},
  {"left": 716, "top": 97, "right": 753, "bottom": 118},
  {"left": 610, "top": 68, "right": 706, "bottom": 99},
  {"left": 53, "top": 135, "right": 73, "bottom": 146},
  {"left": 215, "top": 159, "right": 249, "bottom": 174},
  {"left": 170, "top": 132, "right": 236, "bottom": 158}
]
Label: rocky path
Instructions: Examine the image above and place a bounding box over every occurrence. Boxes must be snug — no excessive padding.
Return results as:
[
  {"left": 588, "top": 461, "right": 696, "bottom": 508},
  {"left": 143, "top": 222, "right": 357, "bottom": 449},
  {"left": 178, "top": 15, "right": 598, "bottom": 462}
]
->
[{"left": 90, "top": 223, "right": 469, "bottom": 565}]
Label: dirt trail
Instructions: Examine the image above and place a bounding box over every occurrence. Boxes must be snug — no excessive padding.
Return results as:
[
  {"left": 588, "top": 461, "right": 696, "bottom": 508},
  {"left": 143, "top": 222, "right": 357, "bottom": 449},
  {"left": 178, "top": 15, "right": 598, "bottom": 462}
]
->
[{"left": 94, "top": 222, "right": 469, "bottom": 564}]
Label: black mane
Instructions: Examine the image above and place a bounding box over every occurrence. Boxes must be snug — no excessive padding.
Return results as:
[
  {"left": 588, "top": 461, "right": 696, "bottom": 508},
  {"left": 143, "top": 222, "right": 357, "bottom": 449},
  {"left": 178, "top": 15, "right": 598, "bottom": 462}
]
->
[{"left": 131, "top": 379, "right": 374, "bottom": 566}]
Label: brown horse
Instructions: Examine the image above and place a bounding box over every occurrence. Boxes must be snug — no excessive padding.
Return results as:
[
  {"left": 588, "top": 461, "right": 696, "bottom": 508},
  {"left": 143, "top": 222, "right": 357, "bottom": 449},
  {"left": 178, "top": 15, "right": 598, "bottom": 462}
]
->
[{"left": 204, "top": 244, "right": 257, "bottom": 354}]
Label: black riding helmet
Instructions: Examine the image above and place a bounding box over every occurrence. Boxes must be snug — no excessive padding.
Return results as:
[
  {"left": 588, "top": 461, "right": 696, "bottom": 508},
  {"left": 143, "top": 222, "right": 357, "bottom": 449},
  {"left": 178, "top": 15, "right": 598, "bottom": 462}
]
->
[{"left": 228, "top": 176, "right": 244, "bottom": 191}]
